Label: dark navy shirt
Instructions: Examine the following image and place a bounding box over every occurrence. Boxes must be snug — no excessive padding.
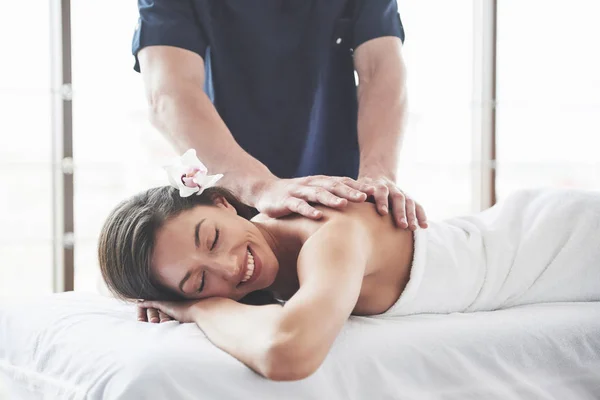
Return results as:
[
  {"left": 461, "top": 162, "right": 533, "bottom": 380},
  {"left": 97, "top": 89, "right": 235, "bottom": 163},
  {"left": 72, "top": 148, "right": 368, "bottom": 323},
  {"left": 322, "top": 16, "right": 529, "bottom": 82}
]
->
[{"left": 133, "top": 0, "right": 404, "bottom": 179}]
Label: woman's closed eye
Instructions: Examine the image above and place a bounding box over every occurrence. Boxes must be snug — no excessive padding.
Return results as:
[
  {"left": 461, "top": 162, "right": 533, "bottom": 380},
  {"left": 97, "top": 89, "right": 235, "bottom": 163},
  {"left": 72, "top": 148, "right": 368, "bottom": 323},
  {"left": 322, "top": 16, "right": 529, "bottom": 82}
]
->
[
  {"left": 196, "top": 227, "right": 218, "bottom": 294},
  {"left": 197, "top": 270, "right": 206, "bottom": 293},
  {"left": 210, "top": 227, "right": 220, "bottom": 251}
]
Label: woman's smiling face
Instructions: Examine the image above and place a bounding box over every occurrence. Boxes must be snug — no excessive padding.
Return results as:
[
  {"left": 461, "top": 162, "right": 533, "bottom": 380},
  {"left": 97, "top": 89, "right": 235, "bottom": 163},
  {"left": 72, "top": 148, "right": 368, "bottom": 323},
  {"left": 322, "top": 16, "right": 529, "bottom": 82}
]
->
[{"left": 151, "top": 197, "right": 279, "bottom": 301}]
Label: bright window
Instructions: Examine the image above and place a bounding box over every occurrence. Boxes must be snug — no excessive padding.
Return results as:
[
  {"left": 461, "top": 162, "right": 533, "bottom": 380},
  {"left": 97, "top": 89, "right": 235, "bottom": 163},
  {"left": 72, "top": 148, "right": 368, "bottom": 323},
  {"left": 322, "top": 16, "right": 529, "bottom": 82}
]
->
[
  {"left": 71, "top": 0, "right": 176, "bottom": 292},
  {"left": 496, "top": 0, "right": 600, "bottom": 199},
  {"left": 0, "top": 1, "right": 54, "bottom": 298},
  {"left": 398, "top": 0, "right": 474, "bottom": 219}
]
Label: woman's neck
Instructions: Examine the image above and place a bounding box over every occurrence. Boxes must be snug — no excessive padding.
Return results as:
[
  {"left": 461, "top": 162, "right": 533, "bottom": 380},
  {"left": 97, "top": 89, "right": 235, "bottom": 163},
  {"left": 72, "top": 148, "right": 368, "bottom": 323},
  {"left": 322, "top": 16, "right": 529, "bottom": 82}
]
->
[{"left": 252, "top": 214, "right": 316, "bottom": 298}]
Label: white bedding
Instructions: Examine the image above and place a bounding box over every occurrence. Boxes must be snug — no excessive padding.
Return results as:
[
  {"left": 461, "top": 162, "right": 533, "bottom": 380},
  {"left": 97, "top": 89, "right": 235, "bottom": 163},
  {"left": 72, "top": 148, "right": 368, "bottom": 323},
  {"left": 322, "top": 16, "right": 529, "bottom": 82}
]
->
[{"left": 1, "top": 292, "right": 599, "bottom": 399}]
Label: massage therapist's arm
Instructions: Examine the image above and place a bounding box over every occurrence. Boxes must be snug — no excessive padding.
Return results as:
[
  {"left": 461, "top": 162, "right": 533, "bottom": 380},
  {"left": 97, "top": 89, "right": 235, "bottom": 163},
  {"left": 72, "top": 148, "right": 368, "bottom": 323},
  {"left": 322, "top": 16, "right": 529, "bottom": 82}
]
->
[
  {"left": 137, "top": 46, "right": 275, "bottom": 206},
  {"left": 353, "top": 37, "right": 427, "bottom": 229},
  {"left": 354, "top": 37, "right": 407, "bottom": 187},
  {"left": 190, "top": 219, "right": 370, "bottom": 381},
  {"left": 138, "top": 46, "right": 373, "bottom": 218}
]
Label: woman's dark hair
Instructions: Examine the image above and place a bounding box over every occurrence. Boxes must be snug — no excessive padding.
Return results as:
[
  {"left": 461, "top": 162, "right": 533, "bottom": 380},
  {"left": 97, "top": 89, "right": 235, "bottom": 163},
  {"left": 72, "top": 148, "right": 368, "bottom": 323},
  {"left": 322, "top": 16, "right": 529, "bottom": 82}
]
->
[{"left": 98, "top": 186, "right": 274, "bottom": 305}]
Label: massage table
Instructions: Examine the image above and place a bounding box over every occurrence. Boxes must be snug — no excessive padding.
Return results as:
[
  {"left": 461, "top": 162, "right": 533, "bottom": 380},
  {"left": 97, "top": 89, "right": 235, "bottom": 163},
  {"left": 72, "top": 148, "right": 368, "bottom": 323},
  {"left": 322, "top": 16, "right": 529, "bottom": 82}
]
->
[{"left": 1, "top": 292, "right": 599, "bottom": 399}]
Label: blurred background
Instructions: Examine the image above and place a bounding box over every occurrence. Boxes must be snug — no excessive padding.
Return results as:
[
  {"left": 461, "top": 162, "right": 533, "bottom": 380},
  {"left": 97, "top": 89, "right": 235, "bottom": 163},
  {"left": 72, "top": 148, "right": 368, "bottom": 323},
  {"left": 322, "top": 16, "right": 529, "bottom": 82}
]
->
[{"left": 0, "top": 0, "right": 599, "bottom": 299}]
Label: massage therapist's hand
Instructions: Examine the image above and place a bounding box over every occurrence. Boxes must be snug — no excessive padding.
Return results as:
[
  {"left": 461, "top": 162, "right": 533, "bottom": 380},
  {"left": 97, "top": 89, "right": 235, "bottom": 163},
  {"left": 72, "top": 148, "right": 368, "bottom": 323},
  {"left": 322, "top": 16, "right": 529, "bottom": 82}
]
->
[
  {"left": 254, "top": 176, "right": 375, "bottom": 219},
  {"left": 357, "top": 175, "right": 428, "bottom": 230},
  {"left": 137, "top": 300, "right": 200, "bottom": 324}
]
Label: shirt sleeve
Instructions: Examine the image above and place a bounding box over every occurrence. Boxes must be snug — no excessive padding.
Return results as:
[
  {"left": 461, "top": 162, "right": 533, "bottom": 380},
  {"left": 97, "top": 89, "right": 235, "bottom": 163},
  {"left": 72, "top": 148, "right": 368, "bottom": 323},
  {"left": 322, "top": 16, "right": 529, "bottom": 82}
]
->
[
  {"left": 132, "top": 0, "right": 209, "bottom": 72},
  {"left": 352, "top": 0, "right": 405, "bottom": 50}
]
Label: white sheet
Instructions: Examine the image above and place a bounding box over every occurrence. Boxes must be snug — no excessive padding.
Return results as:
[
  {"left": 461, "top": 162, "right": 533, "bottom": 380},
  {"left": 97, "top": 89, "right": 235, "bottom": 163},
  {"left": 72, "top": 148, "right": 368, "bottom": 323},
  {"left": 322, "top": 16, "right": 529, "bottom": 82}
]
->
[{"left": 1, "top": 292, "right": 599, "bottom": 399}]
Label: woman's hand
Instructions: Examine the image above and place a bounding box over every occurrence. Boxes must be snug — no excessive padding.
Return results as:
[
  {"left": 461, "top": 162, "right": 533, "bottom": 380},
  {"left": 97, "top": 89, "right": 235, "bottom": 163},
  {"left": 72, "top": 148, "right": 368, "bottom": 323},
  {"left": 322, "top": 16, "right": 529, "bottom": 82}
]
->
[
  {"left": 137, "top": 305, "right": 173, "bottom": 323},
  {"left": 255, "top": 176, "right": 375, "bottom": 219},
  {"left": 136, "top": 300, "right": 201, "bottom": 324}
]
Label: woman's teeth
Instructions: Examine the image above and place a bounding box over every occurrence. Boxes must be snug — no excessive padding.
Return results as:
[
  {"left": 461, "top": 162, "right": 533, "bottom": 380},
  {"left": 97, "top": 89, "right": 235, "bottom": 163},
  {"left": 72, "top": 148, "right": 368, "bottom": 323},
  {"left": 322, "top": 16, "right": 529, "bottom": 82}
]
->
[{"left": 241, "top": 249, "right": 255, "bottom": 283}]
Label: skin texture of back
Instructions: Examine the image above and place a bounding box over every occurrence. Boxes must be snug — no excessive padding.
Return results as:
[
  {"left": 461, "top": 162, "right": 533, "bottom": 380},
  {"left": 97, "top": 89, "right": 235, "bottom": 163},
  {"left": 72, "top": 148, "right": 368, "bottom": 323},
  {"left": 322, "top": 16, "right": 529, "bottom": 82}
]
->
[{"left": 251, "top": 200, "right": 414, "bottom": 315}]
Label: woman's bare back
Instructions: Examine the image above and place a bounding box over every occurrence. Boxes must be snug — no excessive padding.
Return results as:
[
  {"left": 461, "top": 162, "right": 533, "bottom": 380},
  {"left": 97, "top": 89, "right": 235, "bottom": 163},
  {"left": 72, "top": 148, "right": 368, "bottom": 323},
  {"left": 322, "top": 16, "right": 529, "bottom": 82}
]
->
[{"left": 255, "top": 201, "right": 414, "bottom": 315}]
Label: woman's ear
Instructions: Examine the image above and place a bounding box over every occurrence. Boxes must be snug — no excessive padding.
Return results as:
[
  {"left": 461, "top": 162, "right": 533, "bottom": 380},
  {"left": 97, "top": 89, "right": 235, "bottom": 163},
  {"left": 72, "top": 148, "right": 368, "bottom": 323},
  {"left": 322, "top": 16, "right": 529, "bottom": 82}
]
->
[{"left": 212, "top": 195, "right": 238, "bottom": 214}]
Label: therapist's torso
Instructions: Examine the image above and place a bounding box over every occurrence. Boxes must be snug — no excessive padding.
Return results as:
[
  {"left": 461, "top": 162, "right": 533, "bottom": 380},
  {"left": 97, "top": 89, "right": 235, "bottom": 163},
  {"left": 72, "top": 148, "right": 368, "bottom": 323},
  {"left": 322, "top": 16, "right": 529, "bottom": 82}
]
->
[{"left": 133, "top": 0, "right": 405, "bottom": 179}]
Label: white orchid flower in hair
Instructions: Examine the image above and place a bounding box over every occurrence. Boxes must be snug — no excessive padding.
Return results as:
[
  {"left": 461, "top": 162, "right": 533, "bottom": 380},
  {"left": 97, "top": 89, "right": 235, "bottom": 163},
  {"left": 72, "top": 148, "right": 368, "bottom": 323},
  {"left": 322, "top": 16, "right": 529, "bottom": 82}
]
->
[{"left": 164, "top": 149, "right": 223, "bottom": 197}]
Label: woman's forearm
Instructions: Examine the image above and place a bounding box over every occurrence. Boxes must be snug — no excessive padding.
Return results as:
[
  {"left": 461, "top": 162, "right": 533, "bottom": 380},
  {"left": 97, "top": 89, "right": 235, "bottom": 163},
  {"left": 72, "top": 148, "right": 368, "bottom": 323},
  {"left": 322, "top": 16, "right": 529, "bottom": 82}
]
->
[
  {"left": 191, "top": 296, "right": 338, "bottom": 381},
  {"left": 191, "top": 298, "right": 285, "bottom": 379}
]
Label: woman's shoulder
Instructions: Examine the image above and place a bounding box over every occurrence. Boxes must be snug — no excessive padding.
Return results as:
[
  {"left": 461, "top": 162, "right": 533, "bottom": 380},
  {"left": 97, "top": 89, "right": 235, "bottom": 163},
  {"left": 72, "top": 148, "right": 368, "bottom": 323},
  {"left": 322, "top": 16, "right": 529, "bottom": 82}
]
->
[
  {"left": 315, "top": 201, "right": 386, "bottom": 227},
  {"left": 251, "top": 200, "right": 389, "bottom": 245}
]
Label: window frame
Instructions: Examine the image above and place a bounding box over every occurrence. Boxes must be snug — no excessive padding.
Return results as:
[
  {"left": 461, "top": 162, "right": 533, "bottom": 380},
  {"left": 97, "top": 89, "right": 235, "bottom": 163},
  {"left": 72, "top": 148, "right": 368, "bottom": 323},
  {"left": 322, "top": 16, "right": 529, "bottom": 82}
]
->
[
  {"left": 471, "top": 0, "right": 497, "bottom": 211},
  {"left": 50, "top": 0, "right": 74, "bottom": 292}
]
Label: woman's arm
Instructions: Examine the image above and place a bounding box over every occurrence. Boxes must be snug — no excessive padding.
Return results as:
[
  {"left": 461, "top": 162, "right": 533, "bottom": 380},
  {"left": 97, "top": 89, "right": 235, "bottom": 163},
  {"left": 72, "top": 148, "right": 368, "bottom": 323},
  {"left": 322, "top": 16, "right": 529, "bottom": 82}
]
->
[{"left": 190, "top": 219, "right": 370, "bottom": 381}]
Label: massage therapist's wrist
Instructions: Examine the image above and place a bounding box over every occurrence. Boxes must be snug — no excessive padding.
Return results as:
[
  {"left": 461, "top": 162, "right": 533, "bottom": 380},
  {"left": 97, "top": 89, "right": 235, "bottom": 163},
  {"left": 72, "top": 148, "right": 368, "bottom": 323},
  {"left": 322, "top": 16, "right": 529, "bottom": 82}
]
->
[
  {"left": 243, "top": 173, "right": 279, "bottom": 207},
  {"left": 220, "top": 164, "right": 277, "bottom": 207},
  {"left": 358, "top": 164, "right": 397, "bottom": 183}
]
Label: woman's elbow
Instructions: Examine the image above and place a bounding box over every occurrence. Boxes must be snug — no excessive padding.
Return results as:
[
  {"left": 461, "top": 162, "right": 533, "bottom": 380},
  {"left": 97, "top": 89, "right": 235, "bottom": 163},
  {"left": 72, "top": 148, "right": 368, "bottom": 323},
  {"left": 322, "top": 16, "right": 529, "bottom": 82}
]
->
[
  {"left": 263, "top": 362, "right": 317, "bottom": 382},
  {"left": 262, "top": 342, "right": 322, "bottom": 381}
]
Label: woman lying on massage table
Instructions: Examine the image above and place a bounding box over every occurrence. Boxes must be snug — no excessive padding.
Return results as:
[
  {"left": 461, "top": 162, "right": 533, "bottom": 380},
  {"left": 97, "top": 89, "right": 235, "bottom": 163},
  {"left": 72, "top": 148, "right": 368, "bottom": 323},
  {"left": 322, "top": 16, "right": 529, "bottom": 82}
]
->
[{"left": 98, "top": 151, "right": 600, "bottom": 381}]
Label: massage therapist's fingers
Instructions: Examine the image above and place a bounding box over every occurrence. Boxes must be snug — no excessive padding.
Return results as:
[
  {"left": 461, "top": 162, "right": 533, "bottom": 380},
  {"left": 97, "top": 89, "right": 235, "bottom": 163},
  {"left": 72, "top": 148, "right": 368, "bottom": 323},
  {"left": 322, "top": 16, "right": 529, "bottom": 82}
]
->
[
  {"left": 294, "top": 185, "right": 347, "bottom": 209},
  {"left": 340, "top": 177, "right": 377, "bottom": 196},
  {"left": 404, "top": 197, "right": 418, "bottom": 231},
  {"left": 317, "top": 178, "right": 367, "bottom": 203},
  {"left": 158, "top": 311, "right": 172, "bottom": 323},
  {"left": 389, "top": 189, "right": 408, "bottom": 229},
  {"left": 372, "top": 184, "right": 390, "bottom": 216},
  {"left": 147, "top": 307, "right": 160, "bottom": 324},
  {"left": 416, "top": 202, "right": 428, "bottom": 229},
  {"left": 286, "top": 197, "right": 322, "bottom": 219},
  {"left": 305, "top": 176, "right": 368, "bottom": 202},
  {"left": 136, "top": 306, "right": 148, "bottom": 322}
]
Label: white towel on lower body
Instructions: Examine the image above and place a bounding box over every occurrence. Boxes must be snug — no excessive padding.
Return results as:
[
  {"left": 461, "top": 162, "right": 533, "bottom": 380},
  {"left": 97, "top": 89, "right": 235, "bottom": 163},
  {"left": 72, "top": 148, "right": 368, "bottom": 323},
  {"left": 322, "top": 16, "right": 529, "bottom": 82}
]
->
[{"left": 385, "top": 188, "right": 600, "bottom": 317}]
